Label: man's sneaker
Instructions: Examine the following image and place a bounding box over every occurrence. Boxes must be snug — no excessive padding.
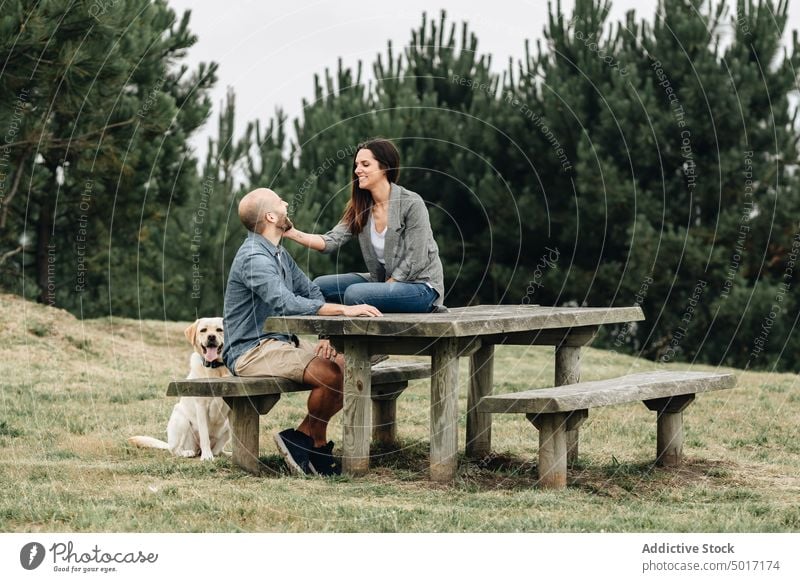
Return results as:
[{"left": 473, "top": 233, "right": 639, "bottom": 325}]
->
[
  {"left": 369, "top": 354, "right": 389, "bottom": 366},
  {"left": 308, "top": 441, "right": 342, "bottom": 477},
  {"left": 273, "top": 429, "right": 314, "bottom": 476}
]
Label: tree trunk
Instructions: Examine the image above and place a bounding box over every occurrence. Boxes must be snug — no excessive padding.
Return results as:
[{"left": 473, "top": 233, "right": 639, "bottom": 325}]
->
[{"left": 36, "top": 198, "right": 54, "bottom": 305}]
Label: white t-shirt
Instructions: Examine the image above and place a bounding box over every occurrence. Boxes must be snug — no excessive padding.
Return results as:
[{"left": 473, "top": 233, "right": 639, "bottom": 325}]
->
[{"left": 369, "top": 214, "right": 387, "bottom": 265}]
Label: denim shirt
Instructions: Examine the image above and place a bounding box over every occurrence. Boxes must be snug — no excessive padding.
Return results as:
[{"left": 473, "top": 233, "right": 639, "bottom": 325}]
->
[{"left": 223, "top": 231, "right": 324, "bottom": 372}]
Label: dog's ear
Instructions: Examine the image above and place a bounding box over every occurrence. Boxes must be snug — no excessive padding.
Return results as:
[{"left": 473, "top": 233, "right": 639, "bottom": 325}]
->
[{"left": 184, "top": 320, "right": 199, "bottom": 346}]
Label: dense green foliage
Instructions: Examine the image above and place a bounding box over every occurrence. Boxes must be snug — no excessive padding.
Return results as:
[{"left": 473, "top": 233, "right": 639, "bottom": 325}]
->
[
  {"left": 0, "top": 0, "right": 216, "bottom": 317},
  {"left": 2, "top": 0, "right": 798, "bottom": 371}
]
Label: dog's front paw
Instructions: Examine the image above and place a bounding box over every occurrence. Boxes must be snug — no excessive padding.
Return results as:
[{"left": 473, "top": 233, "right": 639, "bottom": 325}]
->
[{"left": 200, "top": 452, "right": 214, "bottom": 461}]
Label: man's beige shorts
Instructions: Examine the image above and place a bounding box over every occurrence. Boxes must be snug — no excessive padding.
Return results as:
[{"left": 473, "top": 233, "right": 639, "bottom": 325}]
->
[{"left": 235, "top": 337, "right": 317, "bottom": 383}]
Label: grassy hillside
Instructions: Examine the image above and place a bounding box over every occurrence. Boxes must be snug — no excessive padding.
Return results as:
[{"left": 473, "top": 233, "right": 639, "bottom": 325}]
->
[{"left": 0, "top": 294, "right": 798, "bottom": 532}]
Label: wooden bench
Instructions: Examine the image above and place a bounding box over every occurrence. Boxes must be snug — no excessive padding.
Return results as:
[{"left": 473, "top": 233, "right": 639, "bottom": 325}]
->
[
  {"left": 478, "top": 371, "right": 736, "bottom": 489},
  {"left": 167, "top": 361, "right": 431, "bottom": 474}
]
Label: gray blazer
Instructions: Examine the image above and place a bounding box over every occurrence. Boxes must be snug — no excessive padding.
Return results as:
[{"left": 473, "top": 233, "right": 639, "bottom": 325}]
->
[{"left": 320, "top": 183, "right": 445, "bottom": 306}]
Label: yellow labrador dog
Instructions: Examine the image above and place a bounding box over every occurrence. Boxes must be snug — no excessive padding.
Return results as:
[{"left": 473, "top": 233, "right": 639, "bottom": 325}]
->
[{"left": 129, "top": 317, "right": 231, "bottom": 460}]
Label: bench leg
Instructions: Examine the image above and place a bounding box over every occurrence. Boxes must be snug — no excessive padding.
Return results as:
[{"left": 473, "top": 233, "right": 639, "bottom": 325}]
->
[
  {"left": 467, "top": 343, "right": 494, "bottom": 459},
  {"left": 371, "top": 382, "right": 407, "bottom": 447},
  {"left": 656, "top": 412, "right": 684, "bottom": 466},
  {"left": 644, "top": 395, "right": 695, "bottom": 467},
  {"left": 528, "top": 412, "right": 568, "bottom": 489},
  {"left": 555, "top": 345, "right": 581, "bottom": 466},
  {"left": 372, "top": 397, "right": 397, "bottom": 445},
  {"left": 566, "top": 409, "right": 588, "bottom": 435},
  {"left": 224, "top": 395, "right": 279, "bottom": 475},
  {"left": 430, "top": 337, "right": 460, "bottom": 482}
]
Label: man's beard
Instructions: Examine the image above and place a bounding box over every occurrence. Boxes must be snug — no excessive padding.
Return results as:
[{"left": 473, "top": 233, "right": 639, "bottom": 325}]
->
[{"left": 279, "top": 214, "right": 294, "bottom": 232}]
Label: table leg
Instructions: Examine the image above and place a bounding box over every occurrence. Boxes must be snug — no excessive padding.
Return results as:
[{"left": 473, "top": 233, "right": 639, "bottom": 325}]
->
[
  {"left": 342, "top": 340, "right": 371, "bottom": 476},
  {"left": 430, "top": 337, "right": 460, "bottom": 482},
  {"left": 466, "top": 343, "right": 494, "bottom": 459},
  {"left": 555, "top": 345, "right": 581, "bottom": 466}
]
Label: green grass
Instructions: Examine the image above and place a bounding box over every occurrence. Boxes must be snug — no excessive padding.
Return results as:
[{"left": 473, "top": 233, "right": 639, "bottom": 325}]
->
[{"left": 0, "top": 293, "right": 798, "bottom": 532}]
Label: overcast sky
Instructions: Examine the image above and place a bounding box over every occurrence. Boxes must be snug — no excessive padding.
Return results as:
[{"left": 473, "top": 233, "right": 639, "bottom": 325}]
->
[{"left": 166, "top": 0, "right": 800, "bottom": 160}]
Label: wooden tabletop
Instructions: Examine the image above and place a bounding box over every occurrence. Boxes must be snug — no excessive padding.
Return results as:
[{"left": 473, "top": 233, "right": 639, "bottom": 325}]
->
[{"left": 263, "top": 305, "right": 645, "bottom": 338}]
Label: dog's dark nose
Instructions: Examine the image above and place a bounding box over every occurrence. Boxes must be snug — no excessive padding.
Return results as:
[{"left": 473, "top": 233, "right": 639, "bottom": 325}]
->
[{"left": 207, "top": 335, "right": 217, "bottom": 345}]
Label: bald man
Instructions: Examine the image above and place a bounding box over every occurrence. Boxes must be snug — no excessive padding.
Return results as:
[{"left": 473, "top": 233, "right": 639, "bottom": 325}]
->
[{"left": 223, "top": 188, "right": 381, "bottom": 476}]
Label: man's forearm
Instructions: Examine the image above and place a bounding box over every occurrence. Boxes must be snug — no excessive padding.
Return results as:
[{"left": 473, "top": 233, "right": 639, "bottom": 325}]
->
[
  {"left": 284, "top": 228, "right": 326, "bottom": 251},
  {"left": 317, "top": 303, "right": 346, "bottom": 316}
]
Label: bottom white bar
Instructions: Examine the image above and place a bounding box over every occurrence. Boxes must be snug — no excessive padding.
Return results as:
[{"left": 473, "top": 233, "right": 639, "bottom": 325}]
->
[{"left": 1, "top": 533, "right": 797, "bottom": 581}]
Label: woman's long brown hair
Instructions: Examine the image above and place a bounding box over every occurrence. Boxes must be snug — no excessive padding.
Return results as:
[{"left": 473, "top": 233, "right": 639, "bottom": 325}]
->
[{"left": 341, "top": 138, "right": 400, "bottom": 235}]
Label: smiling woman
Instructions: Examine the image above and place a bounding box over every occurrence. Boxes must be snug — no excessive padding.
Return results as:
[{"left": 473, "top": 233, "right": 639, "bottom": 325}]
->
[{"left": 283, "top": 138, "right": 446, "bottom": 313}]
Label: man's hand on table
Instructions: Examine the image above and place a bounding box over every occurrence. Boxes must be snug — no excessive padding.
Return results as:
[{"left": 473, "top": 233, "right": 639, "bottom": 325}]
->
[
  {"left": 342, "top": 304, "right": 382, "bottom": 317},
  {"left": 316, "top": 303, "right": 383, "bottom": 317}
]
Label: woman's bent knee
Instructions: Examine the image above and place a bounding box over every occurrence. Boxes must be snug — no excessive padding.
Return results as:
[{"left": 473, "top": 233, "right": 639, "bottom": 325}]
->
[{"left": 343, "top": 285, "right": 368, "bottom": 305}]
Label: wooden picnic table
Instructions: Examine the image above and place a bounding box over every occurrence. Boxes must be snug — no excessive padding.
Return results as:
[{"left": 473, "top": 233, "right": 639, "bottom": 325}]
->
[{"left": 264, "top": 304, "right": 644, "bottom": 482}]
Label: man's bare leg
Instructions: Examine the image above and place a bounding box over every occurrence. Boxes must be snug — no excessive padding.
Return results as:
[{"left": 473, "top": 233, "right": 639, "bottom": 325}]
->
[{"left": 296, "top": 354, "right": 345, "bottom": 447}]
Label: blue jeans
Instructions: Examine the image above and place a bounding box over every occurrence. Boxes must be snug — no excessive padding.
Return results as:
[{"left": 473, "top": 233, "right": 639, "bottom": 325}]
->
[{"left": 313, "top": 273, "right": 438, "bottom": 313}]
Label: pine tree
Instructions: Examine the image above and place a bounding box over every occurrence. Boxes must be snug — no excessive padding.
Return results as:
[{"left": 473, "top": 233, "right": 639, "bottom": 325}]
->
[
  {"left": 509, "top": 0, "right": 800, "bottom": 370},
  {"left": 164, "top": 88, "right": 253, "bottom": 320},
  {"left": 0, "top": 0, "right": 216, "bottom": 318}
]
